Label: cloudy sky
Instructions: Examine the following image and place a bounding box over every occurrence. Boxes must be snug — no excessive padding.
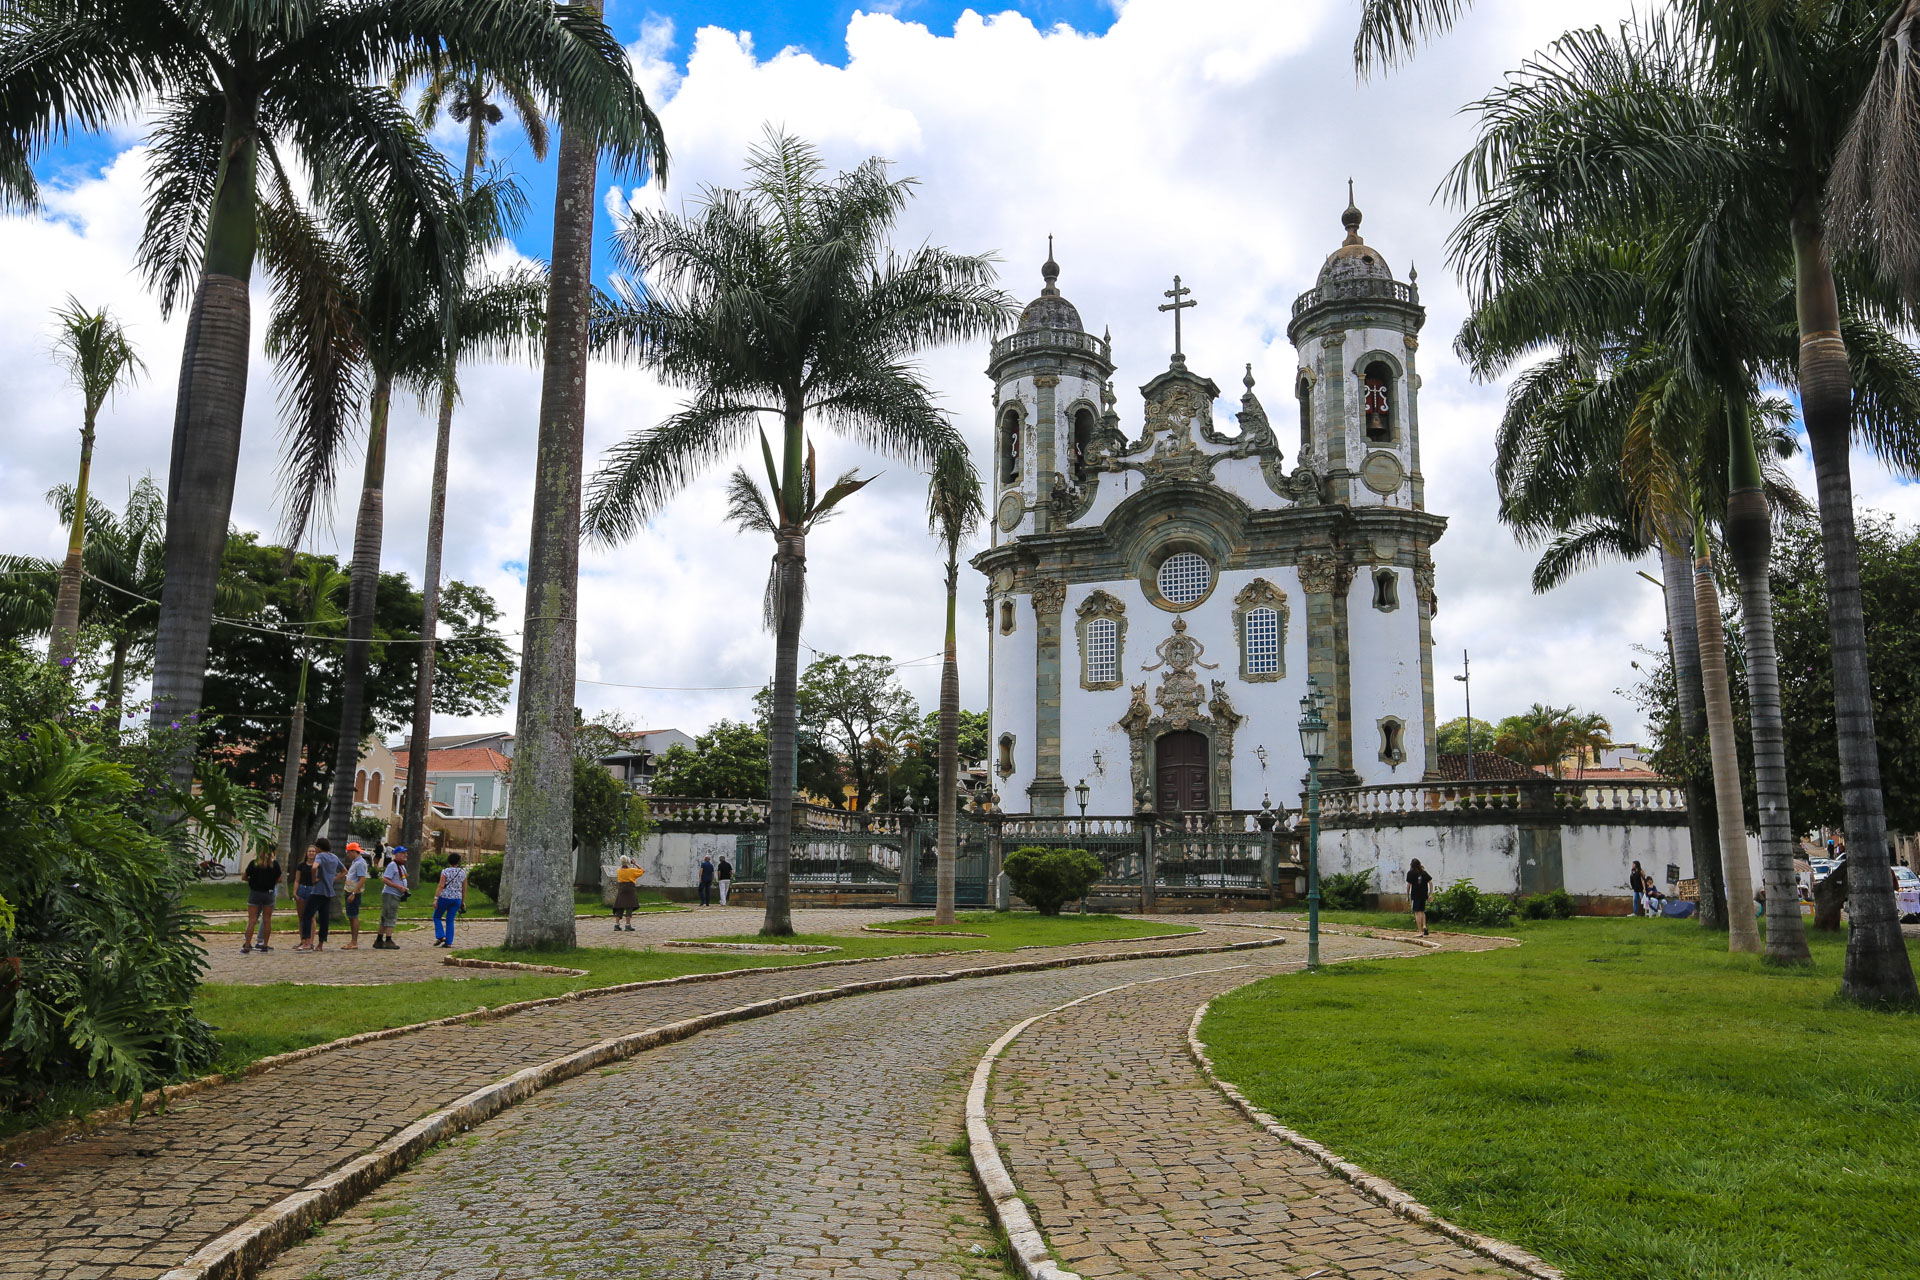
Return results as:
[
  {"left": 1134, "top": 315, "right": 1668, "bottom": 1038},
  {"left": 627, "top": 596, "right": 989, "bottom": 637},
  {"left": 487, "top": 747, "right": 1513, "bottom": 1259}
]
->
[{"left": 5, "top": 0, "right": 1917, "bottom": 747}]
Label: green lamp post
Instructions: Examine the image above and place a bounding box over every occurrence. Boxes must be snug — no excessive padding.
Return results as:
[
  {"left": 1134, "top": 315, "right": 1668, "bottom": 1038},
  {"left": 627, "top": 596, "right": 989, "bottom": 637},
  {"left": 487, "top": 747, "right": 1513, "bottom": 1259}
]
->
[{"left": 1297, "top": 677, "right": 1328, "bottom": 971}]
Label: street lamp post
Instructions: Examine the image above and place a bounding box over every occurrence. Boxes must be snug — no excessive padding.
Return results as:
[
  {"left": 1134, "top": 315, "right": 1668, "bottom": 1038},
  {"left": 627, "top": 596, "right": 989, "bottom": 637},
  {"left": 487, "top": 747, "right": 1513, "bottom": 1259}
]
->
[
  {"left": 1297, "top": 678, "right": 1328, "bottom": 971},
  {"left": 1453, "top": 649, "right": 1473, "bottom": 782},
  {"left": 1074, "top": 778, "right": 1092, "bottom": 914}
]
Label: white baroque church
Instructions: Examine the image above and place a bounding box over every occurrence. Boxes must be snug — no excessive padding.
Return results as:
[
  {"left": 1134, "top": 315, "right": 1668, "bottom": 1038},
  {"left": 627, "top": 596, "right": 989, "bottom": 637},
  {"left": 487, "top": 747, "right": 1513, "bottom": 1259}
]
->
[{"left": 973, "top": 197, "right": 1446, "bottom": 816}]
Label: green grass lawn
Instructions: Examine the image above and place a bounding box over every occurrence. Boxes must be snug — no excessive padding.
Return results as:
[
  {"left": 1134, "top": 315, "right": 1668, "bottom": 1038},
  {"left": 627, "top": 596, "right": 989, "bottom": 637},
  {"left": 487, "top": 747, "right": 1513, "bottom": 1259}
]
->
[
  {"left": 1201, "top": 915, "right": 1920, "bottom": 1280},
  {"left": 183, "top": 880, "right": 674, "bottom": 921}
]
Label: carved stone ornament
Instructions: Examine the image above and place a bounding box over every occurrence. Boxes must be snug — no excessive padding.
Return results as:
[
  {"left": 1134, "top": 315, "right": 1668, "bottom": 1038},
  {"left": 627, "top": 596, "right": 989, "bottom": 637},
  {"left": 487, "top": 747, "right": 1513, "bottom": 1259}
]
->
[
  {"left": 1030, "top": 577, "right": 1068, "bottom": 618},
  {"left": 1141, "top": 617, "right": 1218, "bottom": 731},
  {"left": 1297, "top": 552, "right": 1354, "bottom": 595},
  {"left": 1415, "top": 561, "right": 1438, "bottom": 615},
  {"left": 1208, "top": 680, "right": 1244, "bottom": 809},
  {"left": 1232, "top": 577, "right": 1289, "bottom": 683}
]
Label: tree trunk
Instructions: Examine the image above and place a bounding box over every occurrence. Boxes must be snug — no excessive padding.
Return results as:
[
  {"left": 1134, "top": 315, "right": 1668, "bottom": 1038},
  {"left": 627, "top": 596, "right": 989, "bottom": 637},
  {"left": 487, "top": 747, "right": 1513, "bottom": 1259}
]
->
[
  {"left": 761, "top": 528, "right": 806, "bottom": 937},
  {"left": 1724, "top": 418, "right": 1811, "bottom": 964},
  {"left": 502, "top": 100, "right": 596, "bottom": 951},
  {"left": 1793, "top": 212, "right": 1918, "bottom": 1005},
  {"left": 401, "top": 80, "right": 489, "bottom": 878},
  {"left": 325, "top": 374, "right": 392, "bottom": 852},
  {"left": 935, "top": 555, "right": 960, "bottom": 927},
  {"left": 1662, "top": 543, "right": 1725, "bottom": 929},
  {"left": 1813, "top": 862, "right": 1848, "bottom": 932},
  {"left": 278, "top": 692, "right": 307, "bottom": 866},
  {"left": 49, "top": 415, "right": 96, "bottom": 668},
  {"left": 1693, "top": 535, "right": 1762, "bottom": 953},
  {"left": 104, "top": 633, "right": 129, "bottom": 741},
  {"left": 150, "top": 104, "right": 259, "bottom": 789}
]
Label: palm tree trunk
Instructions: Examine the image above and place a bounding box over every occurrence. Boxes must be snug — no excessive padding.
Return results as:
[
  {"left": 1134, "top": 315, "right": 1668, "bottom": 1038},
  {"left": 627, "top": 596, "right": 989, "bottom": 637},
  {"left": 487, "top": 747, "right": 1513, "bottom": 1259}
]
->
[
  {"left": 105, "top": 633, "right": 129, "bottom": 738},
  {"left": 1793, "top": 211, "right": 1919, "bottom": 1004},
  {"left": 1724, "top": 408, "right": 1811, "bottom": 965},
  {"left": 935, "top": 554, "right": 960, "bottom": 926},
  {"left": 1693, "top": 527, "right": 1762, "bottom": 954},
  {"left": 761, "top": 527, "right": 805, "bottom": 937},
  {"left": 401, "top": 79, "right": 490, "bottom": 880},
  {"left": 49, "top": 415, "right": 96, "bottom": 668},
  {"left": 502, "top": 95, "right": 596, "bottom": 951},
  {"left": 325, "top": 373, "right": 392, "bottom": 852},
  {"left": 1661, "top": 542, "right": 1725, "bottom": 929},
  {"left": 150, "top": 103, "right": 259, "bottom": 789},
  {"left": 279, "top": 661, "right": 309, "bottom": 867}
]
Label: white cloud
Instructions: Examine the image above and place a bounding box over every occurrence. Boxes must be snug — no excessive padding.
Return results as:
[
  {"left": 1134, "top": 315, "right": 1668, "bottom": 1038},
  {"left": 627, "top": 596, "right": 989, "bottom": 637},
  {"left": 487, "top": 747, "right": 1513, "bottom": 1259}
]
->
[{"left": 4, "top": 0, "right": 1916, "bottom": 751}]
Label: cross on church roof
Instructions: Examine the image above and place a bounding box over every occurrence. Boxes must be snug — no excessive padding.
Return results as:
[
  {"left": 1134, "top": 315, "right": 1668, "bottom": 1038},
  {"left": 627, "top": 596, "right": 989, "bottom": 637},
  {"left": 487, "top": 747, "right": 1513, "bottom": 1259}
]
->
[{"left": 1158, "top": 274, "right": 1196, "bottom": 359}]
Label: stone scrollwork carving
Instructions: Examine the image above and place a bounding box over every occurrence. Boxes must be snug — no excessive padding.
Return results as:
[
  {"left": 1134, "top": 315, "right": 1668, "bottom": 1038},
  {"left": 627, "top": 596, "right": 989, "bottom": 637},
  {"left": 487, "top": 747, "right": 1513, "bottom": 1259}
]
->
[
  {"left": 1120, "top": 683, "right": 1152, "bottom": 807},
  {"left": 1297, "top": 552, "right": 1353, "bottom": 595},
  {"left": 1030, "top": 577, "right": 1067, "bottom": 618},
  {"left": 1208, "top": 681, "right": 1243, "bottom": 810},
  {"left": 1415, "top": 560, "right": 1437, "bottom": 615},
  {"left": 1074, "top": 589, "right": 1129, "bottom": 691}
]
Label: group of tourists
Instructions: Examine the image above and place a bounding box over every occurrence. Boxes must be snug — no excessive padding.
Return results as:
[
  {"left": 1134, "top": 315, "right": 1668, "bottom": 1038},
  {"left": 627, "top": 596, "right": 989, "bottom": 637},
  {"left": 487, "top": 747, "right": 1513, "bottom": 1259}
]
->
[{"left": 236, "top": 839, "right": 471, "bottom": 953}]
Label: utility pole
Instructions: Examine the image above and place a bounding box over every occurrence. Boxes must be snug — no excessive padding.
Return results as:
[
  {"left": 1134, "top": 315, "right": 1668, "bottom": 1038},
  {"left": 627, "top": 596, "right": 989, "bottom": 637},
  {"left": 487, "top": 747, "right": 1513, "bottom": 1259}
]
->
[{"left": 1453, "top": 649, "right": 1473, "bottom": 782}]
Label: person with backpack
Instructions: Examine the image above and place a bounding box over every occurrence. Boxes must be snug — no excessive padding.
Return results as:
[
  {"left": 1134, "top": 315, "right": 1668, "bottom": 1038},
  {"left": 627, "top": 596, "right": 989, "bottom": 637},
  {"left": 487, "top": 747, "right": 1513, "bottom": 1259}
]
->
[
  {"left": 432, "top": 852, "right": 468, "bottom": 948},
  {"left": 1405, "top": 858, "right": 1433, "bottom": 937},
  {"left": 241, "top": 847, "right": 281, "bottom": 954},
  {"left": 375, "top": 846, "right": 408, "bottom": 949}
]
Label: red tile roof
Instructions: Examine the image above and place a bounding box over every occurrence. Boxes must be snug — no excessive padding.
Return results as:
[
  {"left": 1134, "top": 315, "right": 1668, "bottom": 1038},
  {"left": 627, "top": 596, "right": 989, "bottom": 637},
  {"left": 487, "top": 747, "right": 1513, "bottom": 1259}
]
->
[{"left": 395, "top": 747, "right": 511, "bottom": 778}]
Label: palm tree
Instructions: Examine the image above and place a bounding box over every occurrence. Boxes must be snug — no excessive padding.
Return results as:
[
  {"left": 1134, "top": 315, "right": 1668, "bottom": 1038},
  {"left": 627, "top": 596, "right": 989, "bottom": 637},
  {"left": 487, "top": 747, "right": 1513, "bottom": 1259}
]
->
[
  {"left": 274, "top": 560, "right": 349, "bottom": 868},
  {"left": 0, "top": 1, "right": 663, "bottom": 792},
  {"left": 584, "top": 130, "right": 1013, "bottom": 937},
  {"left": 1354, "top": 0, "right": 1920, "bottom": 1005},
  {"left": 391, "top": 56, "right": 553, "bottom": 873},
  {"left": 926, "top": 445, "right": 984, "bottom": 926},
  {"left": 46, "top": 298, "right": 143, "bottom": 669},
  {"left": 502, "top": 0, "right": 668, "bottom": 951},
  {"left": 265, "top": 167, "right": 544, "bottom": 857}
]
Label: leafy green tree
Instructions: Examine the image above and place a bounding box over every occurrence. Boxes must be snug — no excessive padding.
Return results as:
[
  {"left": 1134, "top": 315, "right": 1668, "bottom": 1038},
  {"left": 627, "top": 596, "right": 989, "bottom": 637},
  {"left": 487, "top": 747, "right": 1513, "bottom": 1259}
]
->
[
  {"left": 649, "top": 720, "right": 770, "bottom": 799},
  {"left": 0, "top": 1, "right": 656, "bottom": 794},
  {"left": 1002, "top": 846, "right": 1103, "bottom": 916},
  {"left": 201, "top": 535, "right": 513, "bottom": 856},
  {"left": 927, "top": 444, "right": 984, "bottom": 925},
  {"left": 757, "top": 654, "right": 923, "bottom": 812},
  {"left": 46, "top": 298, "right": 143, "bottom": 668},
  {"left": 1434, "top": 716, "right": 1496, "bottom": 758},
  {"left": 584, "top": 131, "right": 1012, "bottom": 935},
  {"left": 1354, "top": 0, "right": 1920, "bottom": 1008},
  {"left": 503, "top": 0, "right": 668, "bottom": 952},
  {"left": 391, "top": 52, "right": 555, "bottom": 869}
]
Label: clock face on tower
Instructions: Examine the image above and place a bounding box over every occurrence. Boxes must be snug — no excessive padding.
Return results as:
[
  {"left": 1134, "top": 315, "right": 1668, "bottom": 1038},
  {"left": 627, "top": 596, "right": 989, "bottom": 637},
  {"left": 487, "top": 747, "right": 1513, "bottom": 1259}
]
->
[{"left": 996, "top": 491, "right": 1024, "bottom": 531}]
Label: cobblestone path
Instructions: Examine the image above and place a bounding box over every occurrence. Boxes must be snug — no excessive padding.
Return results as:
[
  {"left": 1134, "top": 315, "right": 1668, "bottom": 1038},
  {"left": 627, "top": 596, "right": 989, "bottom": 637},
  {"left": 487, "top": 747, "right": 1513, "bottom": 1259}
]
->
[
  {"left": 0, "top": 925, "right": 1266, "bottom": 1280},
  {"left": 259, "top": 932, "right": 1418, "bottom": 1280},
  {"left": 992, "top": 945, "right": 1521, "bottom": 1279}
]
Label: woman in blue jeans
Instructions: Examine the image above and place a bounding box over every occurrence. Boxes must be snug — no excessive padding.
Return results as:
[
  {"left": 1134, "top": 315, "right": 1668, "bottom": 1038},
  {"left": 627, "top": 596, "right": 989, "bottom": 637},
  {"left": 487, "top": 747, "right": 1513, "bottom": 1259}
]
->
[{"left": 432, "top": 852, "right": 469, "bottom": 947}]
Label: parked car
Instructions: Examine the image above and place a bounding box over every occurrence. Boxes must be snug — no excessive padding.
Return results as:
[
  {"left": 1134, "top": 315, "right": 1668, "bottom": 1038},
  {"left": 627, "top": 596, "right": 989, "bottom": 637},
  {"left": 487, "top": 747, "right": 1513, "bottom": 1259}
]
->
[
  {"left": 1892, "top": 865, "right": 1920, "bottom": 922},
  {"left": 1811, "top": 858, "right": 1839, "bottom": 883}
]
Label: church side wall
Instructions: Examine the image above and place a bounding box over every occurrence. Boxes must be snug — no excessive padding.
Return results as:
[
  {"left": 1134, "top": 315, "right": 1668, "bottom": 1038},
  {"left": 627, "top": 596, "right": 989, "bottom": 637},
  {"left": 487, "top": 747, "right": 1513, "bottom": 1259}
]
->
[
  {"left": 1344, "top": 567, "right": 1427, "bottom": 785},
  {"left": 990, "top": 593, "right": 1038, "bottom": 809}
]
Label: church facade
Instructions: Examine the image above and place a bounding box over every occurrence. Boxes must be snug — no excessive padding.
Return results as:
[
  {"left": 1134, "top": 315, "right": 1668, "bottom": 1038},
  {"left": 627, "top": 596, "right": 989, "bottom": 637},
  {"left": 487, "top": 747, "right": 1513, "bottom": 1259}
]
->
[{"left": 972, "top": 198, "right": 1446, "bottom": 817}]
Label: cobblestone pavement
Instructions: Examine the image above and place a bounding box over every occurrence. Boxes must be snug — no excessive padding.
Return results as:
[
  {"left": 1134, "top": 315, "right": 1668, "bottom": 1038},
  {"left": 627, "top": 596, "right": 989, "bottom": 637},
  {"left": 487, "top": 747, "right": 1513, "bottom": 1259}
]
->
[
  {"left": 259, "top": 931, "right": 1426, "bottom": 1280},
  {"left": 196, "top": 905, "right": 921, "bottom": 986},
  {"left": 992, "top": 941, "right": 1521, "bottom": 1279},
  {"left": 0, "top": 923, "right": 1271, "bottom": 1279}
]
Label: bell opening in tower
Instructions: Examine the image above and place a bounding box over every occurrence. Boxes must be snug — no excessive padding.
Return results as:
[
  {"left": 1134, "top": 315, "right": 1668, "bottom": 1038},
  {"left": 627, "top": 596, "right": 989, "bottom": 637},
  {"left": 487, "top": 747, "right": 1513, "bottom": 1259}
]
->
[
  {"left": 1072, "top": 407, "right": 1095, "bottom": 482},
  {"left": 1363, "top": 360, "right": 1393, "bottom": 443},
  {"left": 1000, "top": 408, "right": 1021, "bottom": 483}
]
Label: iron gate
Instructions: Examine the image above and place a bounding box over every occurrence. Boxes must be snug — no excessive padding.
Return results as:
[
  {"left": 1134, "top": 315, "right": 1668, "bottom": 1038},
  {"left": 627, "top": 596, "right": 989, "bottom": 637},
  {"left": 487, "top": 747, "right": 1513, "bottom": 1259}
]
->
[{"left": 910, "top": 815, "right": 991, "bottom": 906}]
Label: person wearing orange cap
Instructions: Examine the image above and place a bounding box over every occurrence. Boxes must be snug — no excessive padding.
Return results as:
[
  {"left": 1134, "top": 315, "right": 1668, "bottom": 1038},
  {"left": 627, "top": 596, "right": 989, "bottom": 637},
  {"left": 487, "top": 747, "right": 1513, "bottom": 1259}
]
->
[{"left": 341, "top": 843, "right": 370, "bottom": 949}]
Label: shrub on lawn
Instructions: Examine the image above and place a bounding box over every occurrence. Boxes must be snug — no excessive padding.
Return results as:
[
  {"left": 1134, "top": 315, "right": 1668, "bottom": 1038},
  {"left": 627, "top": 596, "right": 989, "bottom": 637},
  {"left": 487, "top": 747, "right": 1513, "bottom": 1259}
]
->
[
  {"left": 467, "top": 853, "right": 505, "bottom": 902},
  {"left": 1320, "top": 870, "right": 1373, "bottom": 910},
  {"left": 1427, "top": 878, "right": 1518, "bottom": 926},
  {"left": 1520, "top": 889, "right": 1577, "bottom": 920},
  {"left": 1002, "top": 847, "right": 1104, "bottom": 915}
]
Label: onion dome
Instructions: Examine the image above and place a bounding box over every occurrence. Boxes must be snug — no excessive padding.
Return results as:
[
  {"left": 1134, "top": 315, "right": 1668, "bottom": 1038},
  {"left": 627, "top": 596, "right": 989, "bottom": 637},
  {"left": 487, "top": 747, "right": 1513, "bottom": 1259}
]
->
[
  {"left": 1316, "top": 180, "right": 1393, "bottom": 287},
  {"left": 1018, "top": 236, "right": 1085, "bottom": 333}
]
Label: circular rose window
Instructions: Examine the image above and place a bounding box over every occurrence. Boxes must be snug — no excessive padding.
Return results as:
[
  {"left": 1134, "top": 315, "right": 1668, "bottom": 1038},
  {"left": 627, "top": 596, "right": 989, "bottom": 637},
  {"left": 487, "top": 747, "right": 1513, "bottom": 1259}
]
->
[{"left": 1156, "top": 551, "right": 1212, "bottom": 606}]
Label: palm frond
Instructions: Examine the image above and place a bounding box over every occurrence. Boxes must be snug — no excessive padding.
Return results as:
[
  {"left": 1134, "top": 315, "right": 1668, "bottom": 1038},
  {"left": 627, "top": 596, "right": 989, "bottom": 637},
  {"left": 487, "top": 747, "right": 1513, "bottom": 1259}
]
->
[{"left": 1354, "top": 0, "right": 1478, "bottom": 76}]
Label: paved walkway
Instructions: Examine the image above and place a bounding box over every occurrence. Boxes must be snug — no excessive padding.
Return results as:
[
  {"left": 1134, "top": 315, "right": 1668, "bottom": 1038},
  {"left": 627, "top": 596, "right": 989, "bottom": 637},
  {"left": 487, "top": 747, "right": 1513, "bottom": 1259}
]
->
[
  {"left": 992, "top": 938, "right": 1519, "bottom": 1279},
  {"left": 196, "top": 905, "right": 917, "bottom": 986},
  {"left": 0, "top": 923, "right": 1268, "bottom": 1279},
  {"left": 257, "top": 932, "right": 1423, "bottom": 1280}
]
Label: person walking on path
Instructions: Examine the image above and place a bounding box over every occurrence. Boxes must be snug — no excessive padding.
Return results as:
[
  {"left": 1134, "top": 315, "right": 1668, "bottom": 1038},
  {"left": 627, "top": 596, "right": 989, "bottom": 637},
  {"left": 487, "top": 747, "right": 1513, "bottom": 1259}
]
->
[
  {"left": 376, "top": 846, "right": 408, "bottom": 949},
  {"left": 716, "top": 855, "right": 733, "bottom": 907},
  {"left": 697, "top": 855, "right": 715, "bottom": 907},
  {"left": 1406, "top": 859, "right": 1433, "bottom": 937},
  {"left": 241, "top": 847, "right": 281, "bottom": 953},
  {"left": 432, "top": 852, "right": 468, "bottom": 948},
  {"left": 1629, "top": 861, "right": 1650, "bottom": 917},
  {"left": 340, "top": 843, "right": 370, "bottom": 948},
  {"left": 304, "top": 838, "right": 343, "bottom": 952},
  {"left": 611, "top": 855, "right": 644, "bottom": 931}
]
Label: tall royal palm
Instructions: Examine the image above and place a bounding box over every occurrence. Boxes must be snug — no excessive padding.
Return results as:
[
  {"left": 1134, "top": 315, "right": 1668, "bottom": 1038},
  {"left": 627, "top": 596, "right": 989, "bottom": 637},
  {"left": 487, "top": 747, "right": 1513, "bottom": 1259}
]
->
[
  {"left": 0, "top": 0, "right": 661, "bottom": 790},
  {"left": 1369, "top": 2, "right": 1920, "bottom": 1001},
  {"left": 584, "top": 131, "right": 1012, "bottom": 937},
  {"left": 392, "top": 56, "right": 551, "bottom": 872},
  {"left": 46, "top": 297, "right": 143, "bottom": 669},
  {"left": 273, "top": 560, "right": 348, "bottom": 868},
  {"left": 266, "top": 169, "right": 544, "bottom": 856},
  {"left": 926, "top": 445, "right": 984, "bottom": 927}
]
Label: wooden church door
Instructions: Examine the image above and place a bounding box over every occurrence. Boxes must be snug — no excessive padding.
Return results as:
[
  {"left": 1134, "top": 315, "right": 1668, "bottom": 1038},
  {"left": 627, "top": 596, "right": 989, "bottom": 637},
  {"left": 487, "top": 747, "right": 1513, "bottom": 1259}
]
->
[{"left": 1155, "top": 730, "right": 1210, "bottom": 813}]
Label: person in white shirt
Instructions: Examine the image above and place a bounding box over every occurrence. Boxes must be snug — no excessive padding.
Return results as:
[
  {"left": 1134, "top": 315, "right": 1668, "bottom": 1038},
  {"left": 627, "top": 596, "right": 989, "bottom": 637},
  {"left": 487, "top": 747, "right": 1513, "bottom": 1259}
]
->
[
  {"left": 340, "top": 844, "right": 371, "bottom": 949},
  {"left": 432, "top": 853, "right": 469, "bottom": 948},
  {"left": 376, "top": 848, "right": 409, "bottom": 950}
]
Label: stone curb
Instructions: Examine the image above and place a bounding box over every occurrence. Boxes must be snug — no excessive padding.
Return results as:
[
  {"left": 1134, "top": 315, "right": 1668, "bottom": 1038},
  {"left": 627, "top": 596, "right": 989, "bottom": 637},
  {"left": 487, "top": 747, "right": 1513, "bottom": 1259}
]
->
[
  {"left": 861, "top": 924, "right": 989, "bottom": 937},
  {"left": 962, "top": 962, "right": 1270, "bottom": 1280},
  {"left": 439, "top": 957, "right": 589, "bottom": 976},
  {"left": 1183, "top": 997, "right": 1564, "bottom": 1280},
  {"left": 660, "top": 940, "right": 841, "bottom": 953},
  {"left": 135, "top": 933, "right": 1291, "bottom": 1280}
]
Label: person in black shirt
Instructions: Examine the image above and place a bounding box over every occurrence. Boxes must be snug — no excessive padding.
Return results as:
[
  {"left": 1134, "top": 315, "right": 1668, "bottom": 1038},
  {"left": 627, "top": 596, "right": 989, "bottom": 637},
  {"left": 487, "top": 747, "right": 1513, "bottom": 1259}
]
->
[
  {"left": 1406, "top": 858, "right": 1433, "bottom": 936},
  {"left": 242, "top": 848, "right": 282, "bottom": 953}
]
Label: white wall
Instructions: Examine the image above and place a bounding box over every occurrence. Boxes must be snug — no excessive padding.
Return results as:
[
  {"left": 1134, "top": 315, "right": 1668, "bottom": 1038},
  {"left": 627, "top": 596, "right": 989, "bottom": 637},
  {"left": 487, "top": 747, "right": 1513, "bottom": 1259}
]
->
[
  {"left": 617, "top": 830, "right": 744, "bottom": 891},
  {"left": 1322, "top": 819, "right": 1695, "bottom": 905},
  {"left": 1346, "top": 566, "right": 1427, "bottom": 785}
]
